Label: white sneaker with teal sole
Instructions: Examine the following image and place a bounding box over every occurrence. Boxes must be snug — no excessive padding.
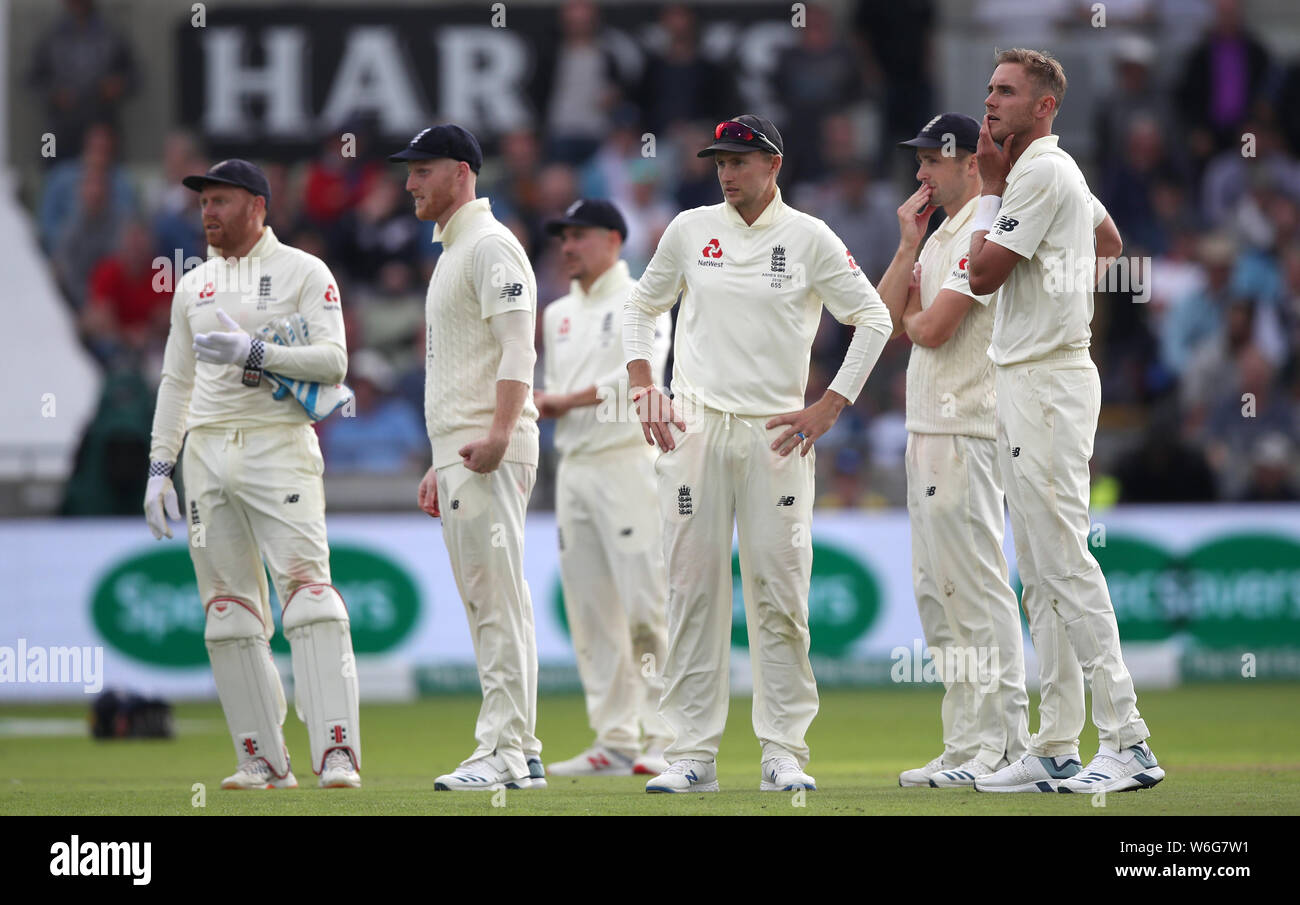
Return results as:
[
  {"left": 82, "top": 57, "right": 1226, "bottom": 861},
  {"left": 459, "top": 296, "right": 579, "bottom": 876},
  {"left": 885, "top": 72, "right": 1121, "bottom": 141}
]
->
[
  {"left": 929, "top": 757, "right": 1006, "bottom": 788},
  {"left": 1057, "top": 743, "right": 1164, "bottom": 793},
  {"left": 526, "top": 756, "right": 547, "bottom": 789},
  {"left": 434, "top": 754, "right": 530, "bottom": 791},
  {"left": 760, "top": 756, "right": 817, "bottom": 791},
  {"left": 973, "top": 753, "right": 1082, "bottom": 792},
  {"left": 645, "top": 759, "right": 719, "bottom": 793},
  {"left": 899, "top": 755, "right": 952, "bottom": 788}
]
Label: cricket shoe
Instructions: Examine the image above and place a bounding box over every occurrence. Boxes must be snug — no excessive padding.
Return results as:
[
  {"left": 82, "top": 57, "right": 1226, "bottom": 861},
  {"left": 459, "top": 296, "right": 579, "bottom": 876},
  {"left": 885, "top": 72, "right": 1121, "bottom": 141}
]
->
[
  {"left": 929, "top": 757, "right": 1007, "bottom": 788},
  {"left": 434, "top": 753, "right": 531, "bottom": 791},
  {"left": 319, "top": 749, "right": 361, "bottom": 788},
  {"left": 221, "top": 757, "right": 298, "bottom": 790},
  {"left": 526, "top": 756, "right": 547, "bottom": 789},
  {"left": 1057, "top": 743, "right": 1165, "bottom": 793},
  {"left": 760, "top": 756, "right": 817, "bottom": 791},
  {"left": 899, "top": 754, "right": 953, "bottom": 787},
  {"left": 547, "top": 746, "right": 636, "bottom": 777},
  {"left": 973, "top": 753, "right": 1082, "bottom": 792},
  {"left": 633, "top": 748, "right": 671, "bottom": 776},
  {"left": 645, "top": 759, "right": 719, "bottom": 793}
]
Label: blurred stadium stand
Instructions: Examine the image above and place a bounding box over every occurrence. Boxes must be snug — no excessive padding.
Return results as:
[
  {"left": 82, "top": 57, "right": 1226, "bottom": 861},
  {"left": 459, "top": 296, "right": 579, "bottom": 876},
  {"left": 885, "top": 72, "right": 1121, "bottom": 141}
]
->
[{"left": 4, "top": 0, "right": 1299, "bottom": 515}]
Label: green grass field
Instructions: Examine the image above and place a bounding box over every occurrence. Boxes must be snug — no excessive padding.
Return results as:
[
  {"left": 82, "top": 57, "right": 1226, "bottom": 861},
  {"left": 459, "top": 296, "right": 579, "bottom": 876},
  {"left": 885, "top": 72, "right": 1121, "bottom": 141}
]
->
[{"left": 2, "top": 684, "right": 1297, "bottom": 815}]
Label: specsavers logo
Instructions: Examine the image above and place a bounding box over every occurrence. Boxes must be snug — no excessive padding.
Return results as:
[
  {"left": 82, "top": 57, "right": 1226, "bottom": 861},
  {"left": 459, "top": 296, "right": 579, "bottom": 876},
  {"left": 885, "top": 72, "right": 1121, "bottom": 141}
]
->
[
  {"left": 1012, "top": 531, "right": 1300, "bottom": 647},
  {"left": 91, "top": 545, "right": 421, "bottom": 666}
]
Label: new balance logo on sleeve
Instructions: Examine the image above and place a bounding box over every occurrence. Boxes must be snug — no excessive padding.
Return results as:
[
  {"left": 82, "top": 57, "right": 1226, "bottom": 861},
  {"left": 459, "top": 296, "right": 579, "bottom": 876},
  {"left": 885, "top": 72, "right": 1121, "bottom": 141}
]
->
[
  {"left": 993, "top": 216, "right": 1019, "bottom": 233},
  {"left": 498, "top": 283, "right": 524, "bottom": 299},
  {"left": 776, "top": 495, "right": 796, "bottom": 507}
]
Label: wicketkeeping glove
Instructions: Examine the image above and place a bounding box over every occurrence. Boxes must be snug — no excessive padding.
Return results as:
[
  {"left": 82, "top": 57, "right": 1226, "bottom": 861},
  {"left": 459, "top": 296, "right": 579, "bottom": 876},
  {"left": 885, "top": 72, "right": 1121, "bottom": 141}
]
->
[
  {"left": 143, "top": 461, "right": 181, "bottom": 539},
  {"left": 193, "top": 309, "right": 256, "bottom": 366}
]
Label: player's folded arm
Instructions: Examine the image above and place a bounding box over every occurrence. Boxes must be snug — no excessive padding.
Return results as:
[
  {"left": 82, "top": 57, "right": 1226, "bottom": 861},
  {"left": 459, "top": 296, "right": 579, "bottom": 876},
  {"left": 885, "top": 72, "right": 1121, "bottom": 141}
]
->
[{"left": 969, "top": 158, "right": 1056, "bottom": 295}]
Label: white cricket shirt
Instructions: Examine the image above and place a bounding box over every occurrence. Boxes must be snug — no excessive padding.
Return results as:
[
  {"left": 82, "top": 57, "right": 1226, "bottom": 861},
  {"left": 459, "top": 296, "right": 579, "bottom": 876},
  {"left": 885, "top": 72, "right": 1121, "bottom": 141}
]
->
[
  {"left": 425, "top": 197, "right": 540, "bottom": 470},
  {"left": 907, "top": 195, "right": 997, "bottom": 439},
  {"left": 985, "top": 134, "right": 1102, "bottom": 366},
  {"left": 149, "top": 226, "right": 347, "bottom": 463},
  {"left": 623, "top": 186, "right": 892, "bottom": 416},
  {"left": 542, "top": 259, "right": 671, "bottom": 457}
]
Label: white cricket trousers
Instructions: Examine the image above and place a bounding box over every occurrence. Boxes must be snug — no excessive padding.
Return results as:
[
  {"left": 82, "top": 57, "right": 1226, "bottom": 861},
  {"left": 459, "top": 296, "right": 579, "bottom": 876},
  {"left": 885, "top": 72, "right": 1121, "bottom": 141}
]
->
[
  {"left": 995, "top": 352, "right": 1151, "bottom": 756},
  {"left": 437, "top": 460, "right": 540, "bottom": 780},
  {"left": 654, "top": 407, "right": 818, "bottom": 768},
  {"left": 184, "top": 424, "right": 333, "bottom": 624},
  {"left": 556, "top": 445, "right": 672, "bottom": 753},
  {"left": 906, "top": 432, "right": 1029, "bottom": 768},
  {"left": 183, "top": 423, "right": 353, "bottom": 770}
]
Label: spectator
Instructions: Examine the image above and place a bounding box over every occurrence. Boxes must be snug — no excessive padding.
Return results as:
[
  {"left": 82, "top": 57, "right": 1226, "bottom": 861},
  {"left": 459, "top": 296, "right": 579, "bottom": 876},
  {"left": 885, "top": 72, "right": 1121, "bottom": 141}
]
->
[
  {"left": 1240, "top": 433, "right": 1300, "bottom": 502},
  {"left": 636, "top": 5, "right": 736, "bottom": 135},
  {"left": 1114, "top": 407, "right": 1217, "bottom": 502},
  {"left": 1204, "top": 348, "right": 1298, "bottom": 497},
  {"left": 334, "top": 175, "right": 422, "bottom": 283},
  {"left": 1159, "top": 232, "right": 1238, "bottom": 377},
  {"left": 37, "top": 121, "right": 134, "bottom": 252},
  {"left": 53, "top": 163, "right": 126, "bottom": 308},
  {"left": 352, "top": 261, "right": 424, "bottom": 375},
  {"left": 148, "top": 130, "right": 207, "bottom": 264},
  {"left": 320, "top": 351, "right": 427, "bottom": 474},
  {"left": 79, "top": 221, "right": 171, "bottom": 367},
  {"left": 1101, "top": 115, "right": 1182, "bottom": 255},
  {"left": 1095, "top": 36, "right": 1168, "bottom": 171},
  {"left": 27, "top": 0, "right": 135, "bottom": 161},
  {"left": 1175, "top": 0, "right": 1272, "bottom": 167},
  {"left": 541, "top": 0, "right": 622, "bottom": 165},
  {"left": 619, "top": 159, "right": 675, "bottom": 276},
  {"left": 801, "top": 160, "right": 899, "bottom": 284},
  {"left": 772, "top": 3, "right": 865, "bottom": 186},
  {"left": 300, "top": 134, "right": 383, "bottom": 230}
]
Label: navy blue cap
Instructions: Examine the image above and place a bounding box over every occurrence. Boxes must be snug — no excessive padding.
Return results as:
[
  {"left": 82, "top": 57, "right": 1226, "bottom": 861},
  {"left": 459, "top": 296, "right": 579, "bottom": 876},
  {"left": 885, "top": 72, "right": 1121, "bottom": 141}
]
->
[
  {"left": 182, "top": 159, "right": 271, "bottom": 209},
  {"left": 698, "top": 114, "right": 784, "bottom": 157},
  {"left": 544, "top": 199, "right": 628, "bottom": 240},
  {"left": 388, "top": 124, "right": 483, "bottom": 173},
  {"left": 899, "top": 113, "right": 980, "bottom": 154}
]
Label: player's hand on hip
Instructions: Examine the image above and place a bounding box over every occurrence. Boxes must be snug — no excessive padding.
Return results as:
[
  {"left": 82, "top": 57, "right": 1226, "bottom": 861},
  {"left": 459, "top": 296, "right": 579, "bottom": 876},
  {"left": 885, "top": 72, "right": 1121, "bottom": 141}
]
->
[
  {"left": 976, "top": 116, "right": 1013, "bottom": 193},
  {"left": 458, "top": 432, "right": 509, "bottom": 474},
  {"left": 897, "top": 184, "right": 938, "bottom": 247},
  {"left": 143, "top": 472, "right": 181, "bottom": 539},
  {"left": 767, "top": 393, "right": 847, "bottom": 458},
  {"left": 193, "top": 308, "right": 252, "bottom": 365},
  {"left": 417, "top": 465, "right": 440, "bottom": 517},
  {"left": 633, "top": 385, "right": 685, "bottom": 452}
]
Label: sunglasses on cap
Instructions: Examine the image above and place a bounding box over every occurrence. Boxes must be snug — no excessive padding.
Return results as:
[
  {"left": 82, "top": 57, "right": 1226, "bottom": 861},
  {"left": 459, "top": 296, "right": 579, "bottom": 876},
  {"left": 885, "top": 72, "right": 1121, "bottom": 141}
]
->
[{"left": 714, "top": 121, "right": 781, "bottom": 155}]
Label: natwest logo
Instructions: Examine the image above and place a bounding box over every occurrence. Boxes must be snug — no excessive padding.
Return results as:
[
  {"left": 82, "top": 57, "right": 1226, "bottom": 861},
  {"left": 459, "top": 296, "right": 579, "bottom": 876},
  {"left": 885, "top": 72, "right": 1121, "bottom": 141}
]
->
[
  {"left": 958, "top": 255, "right": 969, "bottom": 272},
  {"left": 199, "top": 281, "right": 215, "bottom": 300},
  {"left": 701, "top": 238, "right": 723, "bottom": 259},
  {"left": 845, "top": 249, "right": 859, "bottom": 270}
]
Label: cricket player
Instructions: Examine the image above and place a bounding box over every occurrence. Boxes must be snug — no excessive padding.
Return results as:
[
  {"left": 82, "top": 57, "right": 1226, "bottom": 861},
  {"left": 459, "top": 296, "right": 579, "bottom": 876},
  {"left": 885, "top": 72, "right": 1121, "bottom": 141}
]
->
[
  {"left": 875, "top": 113, "right": 1030, "bottom": 789},
  {"left": 964, "top": 49, "right": 1163, "bottom": 793},
  {"left": 144, "top": 159, "right": 361, "bottom": 790},
  {"left": 393, "top": 125, "right": 545, "bottom": 791},
  {"left": 535, "top": 199, "right": 674, "bottom": 777},
  {"left": 624, "top": 115, "right": 893, "bottom": 793}
]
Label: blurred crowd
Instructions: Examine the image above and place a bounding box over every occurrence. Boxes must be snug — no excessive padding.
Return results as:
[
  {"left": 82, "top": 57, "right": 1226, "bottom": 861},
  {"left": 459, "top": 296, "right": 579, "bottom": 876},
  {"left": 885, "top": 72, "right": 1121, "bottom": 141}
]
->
[{"left": 25, "top": 0, "right": 1300, "bottom": 512}]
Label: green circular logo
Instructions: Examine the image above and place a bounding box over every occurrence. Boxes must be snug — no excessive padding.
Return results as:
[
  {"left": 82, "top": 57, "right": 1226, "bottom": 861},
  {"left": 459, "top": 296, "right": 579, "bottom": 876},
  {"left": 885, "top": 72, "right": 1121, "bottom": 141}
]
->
[{"left": 91, "top": 544, "right": 421, "bottom": 666}]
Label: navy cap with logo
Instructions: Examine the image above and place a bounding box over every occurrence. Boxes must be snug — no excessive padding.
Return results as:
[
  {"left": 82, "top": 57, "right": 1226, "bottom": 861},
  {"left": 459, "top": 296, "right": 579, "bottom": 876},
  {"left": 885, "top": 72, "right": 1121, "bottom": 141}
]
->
[
  {"left": 899, "top": 113, "right": 980, "bottom": 154},
  {"left": 182, "top": 159, "right": 272, "bottom": 210},
  {"left": 697, "top": 114, "right": 784, "bottom": 157},
  {"left": 544, "top": 199, "right": 628, "bottom": 240},
  {"left": 388, "top": 124, "right": 483, "bottom": 173}
]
